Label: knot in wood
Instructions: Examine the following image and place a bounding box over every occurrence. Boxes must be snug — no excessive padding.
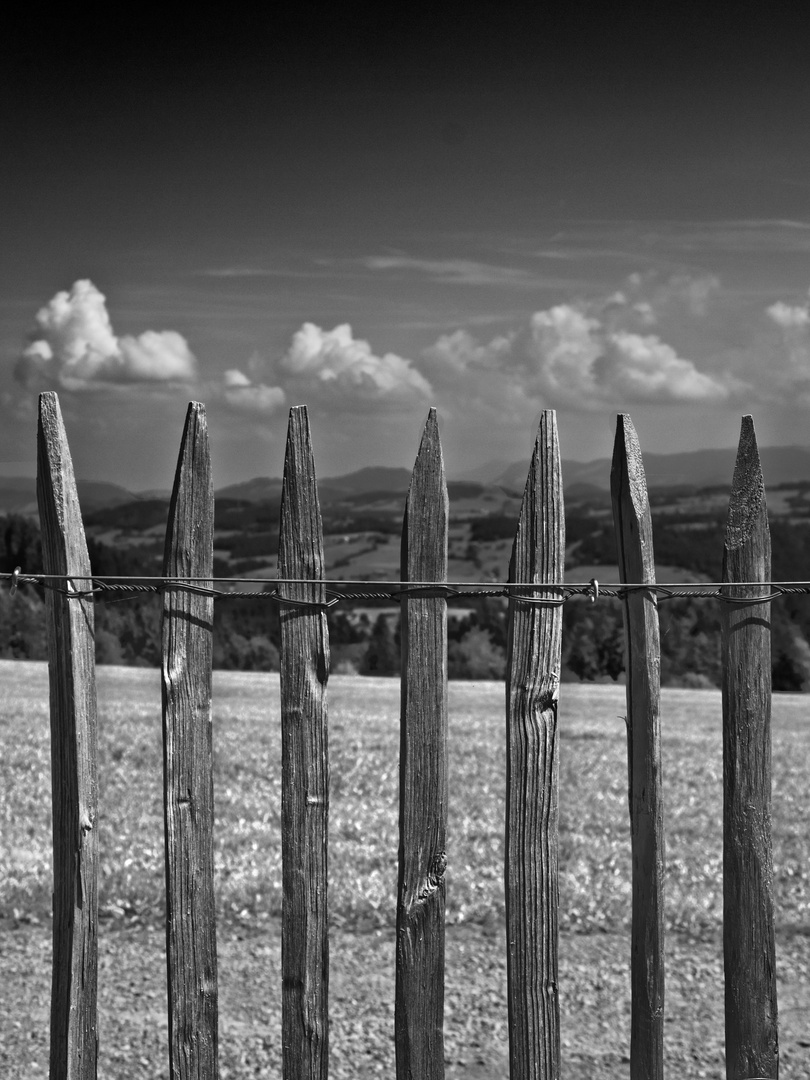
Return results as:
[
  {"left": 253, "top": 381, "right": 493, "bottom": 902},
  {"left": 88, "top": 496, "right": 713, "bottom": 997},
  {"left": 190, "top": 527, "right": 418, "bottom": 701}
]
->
[{"left": 421, "top": 850, "right": 447, "bottom": 898}]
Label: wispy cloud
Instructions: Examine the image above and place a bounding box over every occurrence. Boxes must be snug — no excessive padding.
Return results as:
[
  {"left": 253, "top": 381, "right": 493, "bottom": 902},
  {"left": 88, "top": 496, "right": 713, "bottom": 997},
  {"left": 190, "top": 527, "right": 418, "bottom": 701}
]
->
[
  {"left": 564, "top": 219, "right": 810, "bottom": 256},
  {"left": 199, "top": 266, "right": 326, "bottom": 280},
  {"left": 16, "top": 280, "right": 196, "bottom": 391},
  {"left": 363, "top": 256, "right": 540, "bottom": 288}
]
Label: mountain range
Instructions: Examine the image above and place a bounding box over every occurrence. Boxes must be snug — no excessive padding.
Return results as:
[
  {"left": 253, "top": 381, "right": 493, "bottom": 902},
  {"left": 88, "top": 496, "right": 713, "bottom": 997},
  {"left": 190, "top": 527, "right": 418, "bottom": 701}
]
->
[{"left": 1, "top": 445, "right": 809, "bottom": 516}]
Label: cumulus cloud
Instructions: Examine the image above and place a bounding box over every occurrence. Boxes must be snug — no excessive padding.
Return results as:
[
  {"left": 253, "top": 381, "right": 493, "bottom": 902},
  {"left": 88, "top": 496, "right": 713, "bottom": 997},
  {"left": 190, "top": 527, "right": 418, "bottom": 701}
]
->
[
  {"left": 220, "top": 368, "right": 287, "bottom": 415},
  {"left": 767, "top": 298, "right": 810, "bottom": 328},
  {"left": 600, "top": 332, "right": 731, "bottom": 401},
  {"left": 280, "top": 323, "right": 431, "bottom": 401},
  {"left": 753, "top": 291, "right": 810, "bottom": 403},
  {"left": 16, "top": 280, "right": 196, "bottom": 390},
  {"left": 529, "top": 304, "right": 730, "bottom": 406},
  {"left": 416, "top": 295, "right": 731, "bottom": 416},
  {"left": 602, "top": 272, "right": 721, "bottom": 328},
  {"left": 421, "top": 329, "right": 515, "bottom": 381}
]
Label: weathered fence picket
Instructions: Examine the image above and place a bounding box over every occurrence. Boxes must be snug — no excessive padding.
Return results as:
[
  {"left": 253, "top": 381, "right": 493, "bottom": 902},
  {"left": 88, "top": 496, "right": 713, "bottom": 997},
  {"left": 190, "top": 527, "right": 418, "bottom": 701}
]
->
[
  {"left": 504, "top": 411, "right": 564, "bottom": 1080},
  {"left": 161, "top": 401, "right": 218, "bottom": 1080},
  {"left": 611, "top": 414, "right": 664, "bottom": 1080},
  {"left": 721, "top": 415, "right": 779, "bottom": 1080},
  {"left": 37, "top": 391, "right": 99, "bottom": 1080},
  {"left": 17, "top": 391, "right": 792, "bottom": 1080},
  {"left": 278, "top": 405, "right": 330, "bottom": 1080},
  {"left": 396, "top": 408, "right": 449, "bottom": 1080}
]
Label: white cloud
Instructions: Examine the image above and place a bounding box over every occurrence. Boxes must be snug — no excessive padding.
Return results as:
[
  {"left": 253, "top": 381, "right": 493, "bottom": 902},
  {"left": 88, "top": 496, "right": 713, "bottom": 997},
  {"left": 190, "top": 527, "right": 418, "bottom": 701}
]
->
[
  {"left": 16, "top": 280, "right": 196, "bottom": 390},
  {"left": 613, "top": 272, "right": 721, "bottom": 323},
  {"left": 600, "top": 332, "right": 730, "bottom": 402},
  {"left": 280, "top": 323, "right": 432, "bottom": 401},
  {"left": 421, "top": 329, "right": 515, "bottom": 381},
  {"left": 528, "top": 303, "right": 730, "bottom": 407},
  {"left": 220, "top": 368, "right": 287, "bottom": 415},
  {"left": 363, "top": 256, "right": 540, "bottom": 288},
  {"left": 530, "top": 306, "right": 602, "bottom": 403},
  {"left": 415, "top": 294, "right": 733, "bottom": 419},
  {"left": 117, "top": 331, "right": 196, "bottom": 382},
  {"left": 223, "top": 369, "right": 252, "bottom": 388},
  {"left": 767, "top": 299, "right": 810, "bottom": 328}
]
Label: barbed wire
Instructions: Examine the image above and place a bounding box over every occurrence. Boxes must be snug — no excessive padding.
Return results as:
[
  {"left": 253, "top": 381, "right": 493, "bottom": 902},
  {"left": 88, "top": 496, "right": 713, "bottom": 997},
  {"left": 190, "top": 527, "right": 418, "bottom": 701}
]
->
[{"left": 3, "top": 567, "right": 809, "bottom": 611}]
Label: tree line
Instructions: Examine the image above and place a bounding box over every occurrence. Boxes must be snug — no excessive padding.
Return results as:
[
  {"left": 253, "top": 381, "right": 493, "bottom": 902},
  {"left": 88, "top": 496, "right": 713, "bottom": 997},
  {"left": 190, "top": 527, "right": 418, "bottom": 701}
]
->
[{"left": 0, "top": 512, "right": 808, "bottom": 689}]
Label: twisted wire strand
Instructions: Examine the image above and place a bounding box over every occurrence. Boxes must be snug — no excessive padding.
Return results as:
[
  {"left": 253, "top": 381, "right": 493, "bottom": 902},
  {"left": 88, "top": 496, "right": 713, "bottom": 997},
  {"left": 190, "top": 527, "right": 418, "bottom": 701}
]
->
[{"left": 4, "top": 568, "right": 809, "bottom": 611}]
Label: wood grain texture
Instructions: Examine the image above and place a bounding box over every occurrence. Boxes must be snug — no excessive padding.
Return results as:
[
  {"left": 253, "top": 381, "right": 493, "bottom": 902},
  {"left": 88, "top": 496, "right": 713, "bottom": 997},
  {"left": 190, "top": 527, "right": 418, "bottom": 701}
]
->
[
  {"left": 278, "top": 406, "right": 330, "bottom": 1080},
  {"left": 610, "top": 414, "right": 664, "bottom": 1080},
  {"left": 36, "top": 391, "right": 99, "bottom": 1080},
  {"left": 504, "top": 411, "right": 564, "bottom": 1080},
  {"left": 396, "top": 409, "right": 448, "bottom": 1080},
  {"left": 161, "top": 402, "right": 218, "bottom": 1080},
  {"left": 721, "top": 415, "right": 778, "bottom": 1080}
]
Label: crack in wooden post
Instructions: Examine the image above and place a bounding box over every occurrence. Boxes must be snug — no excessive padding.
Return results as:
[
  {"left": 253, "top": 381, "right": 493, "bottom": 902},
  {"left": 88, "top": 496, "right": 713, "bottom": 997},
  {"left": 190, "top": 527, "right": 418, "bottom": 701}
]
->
[
  {"left": 396, "top": 408, "right": 448, "bottom": 1080},
  {"left": 279, "top": 406, "right": 330, "bottom": 1080},
  {"left": 162, "top": 402, "right": 218, "bottom": 1080},
  {"left": 611, "top": 413, "right": 664, "bottom": 1080},
  {"left": 37, "top": 391, "right": 99, "bottom": 1080},
  {"left": 505, "top": 410, "right": 563, "bottom": 1080},
  {"left": 722, "top": 415, "right": 778, "bottom": 1080}
]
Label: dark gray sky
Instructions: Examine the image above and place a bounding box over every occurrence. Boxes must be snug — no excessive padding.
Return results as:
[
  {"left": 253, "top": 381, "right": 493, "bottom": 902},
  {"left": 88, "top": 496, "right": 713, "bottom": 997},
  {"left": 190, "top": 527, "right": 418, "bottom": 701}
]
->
[{"left": 3, "top": 9, "right": 810, "bottom": 488}]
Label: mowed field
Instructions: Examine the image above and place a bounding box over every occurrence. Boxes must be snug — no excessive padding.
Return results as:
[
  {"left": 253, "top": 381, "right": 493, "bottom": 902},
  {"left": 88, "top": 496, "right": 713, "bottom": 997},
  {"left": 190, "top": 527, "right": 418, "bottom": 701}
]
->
[{"left": 2, "top": 661, "right": 810, "bottom": 1078}]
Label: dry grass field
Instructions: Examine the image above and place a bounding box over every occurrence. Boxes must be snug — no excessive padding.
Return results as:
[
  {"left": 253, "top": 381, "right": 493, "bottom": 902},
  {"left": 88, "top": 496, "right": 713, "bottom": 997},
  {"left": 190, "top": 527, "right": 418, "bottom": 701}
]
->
[{"left": 2, "top": 661, "right": 809, "bottom": 1077}]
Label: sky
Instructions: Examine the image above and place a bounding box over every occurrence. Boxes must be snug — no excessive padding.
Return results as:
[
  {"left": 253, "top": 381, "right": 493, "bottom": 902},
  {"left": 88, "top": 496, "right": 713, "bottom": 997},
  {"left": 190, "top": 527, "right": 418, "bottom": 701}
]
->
[{"left": 3, "top": 8, "right": 810, "bottom": 491}]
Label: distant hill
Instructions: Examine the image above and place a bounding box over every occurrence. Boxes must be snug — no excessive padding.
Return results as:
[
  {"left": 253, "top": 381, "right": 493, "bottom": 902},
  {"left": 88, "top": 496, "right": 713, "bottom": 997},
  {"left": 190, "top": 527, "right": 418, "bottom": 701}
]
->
[
  {"left": 2, "top": 444, "right": 810, "bottom": 519},
  {"left": 0, "top": 477, "right": 140, "bottom": 516},
  {"left": 497, "top": 445, "right": 810, "bottom": 493},
  {"left": 320, "top": 466, "right": 412, "bottom": 496},
  {"left": 218, "top": 467, "right": 413, "bottom": 506},
  {"left": 216, "top": 477, "right": 284, "bottom": 503}
]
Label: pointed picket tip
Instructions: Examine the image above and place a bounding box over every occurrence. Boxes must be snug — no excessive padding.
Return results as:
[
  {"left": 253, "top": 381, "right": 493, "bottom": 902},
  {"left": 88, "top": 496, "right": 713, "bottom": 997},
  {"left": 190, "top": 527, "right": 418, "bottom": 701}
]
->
[
  {"left": 510, "top": 410, "right": 563, "bottom": 587},
  {"left": 725, "top": 415, "right": 767, "bottom": 552},
  {"left": 282, "top": 405, "right": 317, "bottom": 485},
  {"left": 164, "top": 402, "right": 212, "bottom": 568},
  {"left": 279, "top": 406, "right": 325, "bottom": 584},
  {"left": 408, "top": 408, "right": 444, "bottom": 492},
  {"left": 611, "top": 413, "right": 649, "bottom": 522},
  {"left": 403, "top": 409, "right": 447, "bottom": 581},
  {"left": 172, "top": 400, "right": 209, "bottom": 475},
  {"left": 611, "top": 413, "right": 656, "bottom": 588},
  {"left": 37, "top": 392, "right": 88, "bottom": 560}
]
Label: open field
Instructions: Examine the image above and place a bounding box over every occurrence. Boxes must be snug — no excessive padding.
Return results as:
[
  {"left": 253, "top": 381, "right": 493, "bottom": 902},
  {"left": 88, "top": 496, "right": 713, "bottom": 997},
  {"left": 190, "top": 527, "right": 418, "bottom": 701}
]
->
[{"left": 2, "top": 662, "right": 810, "bottom": 1077}]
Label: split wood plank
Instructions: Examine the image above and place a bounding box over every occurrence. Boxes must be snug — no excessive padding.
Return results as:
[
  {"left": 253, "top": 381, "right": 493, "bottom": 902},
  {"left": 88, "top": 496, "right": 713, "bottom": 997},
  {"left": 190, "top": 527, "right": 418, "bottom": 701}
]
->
[
  {"left": 278, "top": 406, "right": 330, "bottom": 1080},
  {"left": 396, "top": 408, "right": 449, "bottom": 1080},
  {"left": 161, "top": 402, "right": 218, "bottom": 1080},
  {"left": 505, "top": 410, "right": 564, "bottom": 1080},
  {"left": 611, "top": 414, "right": 664, "bottom": 1080},
  {"left": 37, "top": 391, "right": 99, "bottom": 1080},
  {"left": 721, "top": 415, "right": 778, "bottom": 1080}
]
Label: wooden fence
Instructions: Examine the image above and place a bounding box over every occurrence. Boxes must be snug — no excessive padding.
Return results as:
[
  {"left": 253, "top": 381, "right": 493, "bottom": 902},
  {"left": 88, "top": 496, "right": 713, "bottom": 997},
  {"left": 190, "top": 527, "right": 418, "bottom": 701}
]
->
[{"left": 23, "top": 390, "right": 780, "bottom": 1079}]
